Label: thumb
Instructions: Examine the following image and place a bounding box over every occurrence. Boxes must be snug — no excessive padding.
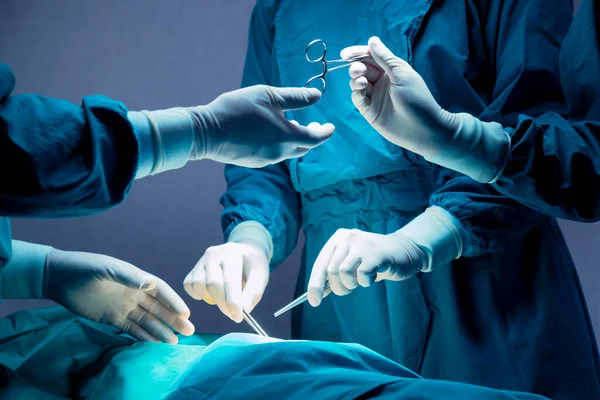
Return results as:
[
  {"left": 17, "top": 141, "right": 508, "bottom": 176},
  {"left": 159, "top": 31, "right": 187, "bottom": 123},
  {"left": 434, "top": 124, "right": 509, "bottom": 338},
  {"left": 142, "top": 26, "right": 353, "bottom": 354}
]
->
[
  {"left": 288, "top": 121, "right": 335, "bottom": 148},
  {"left": 109, "top": 260, "right": 157, "bottom": 292},
  {"left": 367, "top": 37, "right": 407, "bottom": 85},
  {"left": 272, "top": 86, "right": 322, "bottom": 110}
]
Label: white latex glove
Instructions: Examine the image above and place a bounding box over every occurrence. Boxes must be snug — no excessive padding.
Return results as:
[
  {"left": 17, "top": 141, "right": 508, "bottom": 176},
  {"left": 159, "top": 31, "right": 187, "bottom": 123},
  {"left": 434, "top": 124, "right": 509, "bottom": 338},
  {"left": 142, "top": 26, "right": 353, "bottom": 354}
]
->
[
  {"left": 130, "top": 85, "right": 335, "bottom": 177},
  {"left": 44, "top": 249, "right": 195, "bottom": 344},
  {"left": 307, "top": 206, "right": 467, "bottom": 306},
  {"left": 341, "top": 37, "right": 510, "bottom": 184},
  {"left": 183, "top": 222, "right": 272, "bottom": 323}
]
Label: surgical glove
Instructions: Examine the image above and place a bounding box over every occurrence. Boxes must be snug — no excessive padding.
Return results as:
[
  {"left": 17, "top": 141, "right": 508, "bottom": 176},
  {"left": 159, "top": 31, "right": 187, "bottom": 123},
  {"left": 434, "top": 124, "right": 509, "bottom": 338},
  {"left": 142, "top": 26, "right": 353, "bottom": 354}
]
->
[
  {"left": 184, "top": 222, "right": 272, "bottom": 323},
  {"left": 307, "top": 206, "right": 468, "bottom": 306},
  {"left": 130, "top": 85, "right": 335, "bottom": 178},
  {"left": 341, "top": 37, "right": 510, "bottom": 183},
  {"left": 44, "top": 248, "right": 195, "bottom": 344}
]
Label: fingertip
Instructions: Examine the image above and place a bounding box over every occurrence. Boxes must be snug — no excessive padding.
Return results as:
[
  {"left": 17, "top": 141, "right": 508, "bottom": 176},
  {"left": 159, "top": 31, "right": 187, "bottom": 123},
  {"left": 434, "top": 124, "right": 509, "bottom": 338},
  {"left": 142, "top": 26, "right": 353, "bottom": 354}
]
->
[
  {"left": 351, "top": 76, "right": 369, "bottom": 91},
  {"left": 368, "top": 36, "right": 382, "bottom": 46},
  {"left": 307, "top": 288, "right": 322, "bottom": 307},
  {"left": 242, "top": 298, "right": 256, "bottom": 313},
  {"left": 182, "top": 319, "right": 195, "bottom": 336},
  {"left": 340, "top": 45, "right": 369, "bottom": 60},
  {"left": 204, "top": 297, "right": 216, "bottom": 305},
  {"left": 179, "top": 307, "right": 191, "bottom": 320},
  {"left": 356, "top": 270, "right": 375, "bottom": 288},
  {"left": 290, "top": 120, "right": 300, "bottom": 126},
  {"left": 165, "top": 332, "right": 179, "bottom": 344},
  {"left": 242, "top": 291, "right": 264, "bottom": 313},
  {"left": 229, "top": 305, "right": 244, "bottom": 323},
  {"left": 305, "top": 87, "right": 321, "bottom": 97},
  {"left": 322, "top": 123, "right": 335, "bottom": 136},
  {"left": 349, "top": 62, "right": 367, "bottom": 79},
  {"left": 303, "top": 87, "right": 322, "bottom": 103},
  {"left": 183, "top": 285, "right": 200, "bottom": 300}
]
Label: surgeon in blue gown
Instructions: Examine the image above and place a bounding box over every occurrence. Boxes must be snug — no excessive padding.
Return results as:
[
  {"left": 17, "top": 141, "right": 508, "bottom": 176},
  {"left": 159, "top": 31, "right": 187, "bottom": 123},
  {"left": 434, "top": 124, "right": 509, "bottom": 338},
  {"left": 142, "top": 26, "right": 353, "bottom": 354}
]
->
[
  {"left": 0, "top": 63, "right": 334, "bottom": 342},
  {"left": 344, "top": 0, "right": 600, "bottom": 222},
  {"left": 184, "top": 1, "right": 600, "bottom": 399}
]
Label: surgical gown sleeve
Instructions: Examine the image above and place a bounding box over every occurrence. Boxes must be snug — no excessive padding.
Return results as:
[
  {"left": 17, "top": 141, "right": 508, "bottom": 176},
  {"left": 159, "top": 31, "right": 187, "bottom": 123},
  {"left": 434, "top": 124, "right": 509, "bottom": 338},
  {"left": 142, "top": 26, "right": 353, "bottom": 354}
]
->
[
  {"left": 220, "top": 0, "right": 302, "bottom": 267},
  {"left": 0, "top": 64, "right": 139, "bottom": 217},
  {"left": 430, "top": 0, "right": 572, "bottom": 255},
  {"left": 491, "top": 0, "right": 600, "bottom": 222}
]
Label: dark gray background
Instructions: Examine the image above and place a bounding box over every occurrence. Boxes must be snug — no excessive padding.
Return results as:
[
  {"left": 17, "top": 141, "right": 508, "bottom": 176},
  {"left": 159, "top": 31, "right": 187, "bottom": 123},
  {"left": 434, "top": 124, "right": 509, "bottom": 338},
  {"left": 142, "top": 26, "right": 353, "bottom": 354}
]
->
[{"left": 0, "top": 0, "right": 596, "bottom": 343}]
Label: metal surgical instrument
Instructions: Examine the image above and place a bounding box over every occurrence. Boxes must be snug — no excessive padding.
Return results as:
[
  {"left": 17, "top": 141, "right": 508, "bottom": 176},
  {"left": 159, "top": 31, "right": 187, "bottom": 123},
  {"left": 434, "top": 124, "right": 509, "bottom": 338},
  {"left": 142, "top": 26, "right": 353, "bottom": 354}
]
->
[
  {"left": 273, "top": 281, "right": 331, "bottom": 317},
  {"left": 304, "top": 39, "right": 371, "bottom": 94},
  {"left": 242, "top": 309, "right": 269, "bottom": 337}
]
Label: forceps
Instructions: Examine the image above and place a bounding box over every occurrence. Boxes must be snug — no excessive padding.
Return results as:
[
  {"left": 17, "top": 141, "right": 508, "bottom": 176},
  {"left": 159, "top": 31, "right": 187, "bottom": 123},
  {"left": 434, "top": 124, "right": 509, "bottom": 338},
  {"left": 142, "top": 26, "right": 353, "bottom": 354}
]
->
[
  {"left": 304, "top": 39, "right": 371, "bottom": 94},
  {"left": 242, "top": 309, "right": 269, "bottom": 337},
  {"left": 273, "top": 281, "right": 331, "bottom": 317}
]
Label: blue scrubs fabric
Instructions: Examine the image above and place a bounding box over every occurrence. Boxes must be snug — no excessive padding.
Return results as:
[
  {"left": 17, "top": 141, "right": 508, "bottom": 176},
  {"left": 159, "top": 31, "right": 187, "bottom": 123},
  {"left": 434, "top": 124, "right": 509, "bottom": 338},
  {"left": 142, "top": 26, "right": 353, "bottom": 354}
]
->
[
  {"left": 0, "top": 64, "right": 139, "bottom": 267},
  {"left": 221, "top": 0, "right": 600, "bottom": 398},
  {"left": 493, "top": 0, "right": 600, "bottom": 221},
  {"left": 166, "top": 333, "right": 548, "bottom": 400}
]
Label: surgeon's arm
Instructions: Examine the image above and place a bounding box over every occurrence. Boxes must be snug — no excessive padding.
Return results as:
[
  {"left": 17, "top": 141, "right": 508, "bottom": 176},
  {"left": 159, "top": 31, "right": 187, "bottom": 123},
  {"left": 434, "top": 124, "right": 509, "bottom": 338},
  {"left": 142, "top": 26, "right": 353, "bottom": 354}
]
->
[
  {"left": 491, "top": 0, "right": 600, "bottom": 222},
  {"left": 0, "top": 63, "right": 142, "bottom": 217},
  {"left": 419, "top": 0, "right": 573, "bottom": 262},
  {"left": 220, "top": 0, "right": 302, "bottom": 268},
  {"left": 0, "top": 61, "right": 330, "bottom": 219}
]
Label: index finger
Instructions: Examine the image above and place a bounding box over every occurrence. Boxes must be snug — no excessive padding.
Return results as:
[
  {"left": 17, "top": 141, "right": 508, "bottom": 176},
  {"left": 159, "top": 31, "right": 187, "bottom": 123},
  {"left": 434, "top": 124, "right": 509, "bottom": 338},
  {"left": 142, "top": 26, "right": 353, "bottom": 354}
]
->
[
  {"left": 289, "top": 121, "right": 335, "bottom": 147},
  {"left": 307, "top": 239, "right": 336, "bottom": 307},
  {"left": 349, "top": 61, "right": 382, "bottom": 82},
  {"left": 222, "top": 253, "right": 244, "bottom": 323},
  {"left": 149, "top": 278, "right": 191, "bottom": 319},
  {"left": 341, "top": 45, "right": 369, "bottom": 60}
]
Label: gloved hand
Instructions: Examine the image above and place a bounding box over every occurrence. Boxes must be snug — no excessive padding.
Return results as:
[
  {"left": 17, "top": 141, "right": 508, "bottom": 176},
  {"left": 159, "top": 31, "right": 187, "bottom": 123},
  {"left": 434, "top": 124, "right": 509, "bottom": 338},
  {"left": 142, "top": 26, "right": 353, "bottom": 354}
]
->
[
  {"left": 130, "top": 85, "right": 335, "bottom": 177},
  {"left": 307, "top": 206, "right": 468, "bottom": 306},
  {"left": 183, "top": 222, "right": 272, "bottom": 323},
  {"left": 44, "top": 249, "right": 195, "bottom": 344},
  {"left": 341, "top": 37, "right": 510, "bottom": 184}
]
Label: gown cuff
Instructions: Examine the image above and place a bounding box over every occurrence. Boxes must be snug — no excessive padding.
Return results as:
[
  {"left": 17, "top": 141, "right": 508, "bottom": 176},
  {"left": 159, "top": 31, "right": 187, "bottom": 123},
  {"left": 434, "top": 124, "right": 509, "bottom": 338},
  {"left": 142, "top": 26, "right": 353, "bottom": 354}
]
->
[
  {"left": 0, "top": 240, "right": 52, "bottom": 300},
  {"left": 227, "top": 221, "right": 274, "bottom": 263}
]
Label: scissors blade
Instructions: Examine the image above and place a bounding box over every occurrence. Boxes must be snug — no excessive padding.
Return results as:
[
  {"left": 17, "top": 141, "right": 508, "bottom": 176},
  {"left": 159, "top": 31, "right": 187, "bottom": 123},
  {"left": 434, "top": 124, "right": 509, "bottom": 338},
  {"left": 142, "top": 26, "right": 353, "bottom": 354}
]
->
[
  {"left": 242, "top": 309, "right": 269, "bottom": 337},
  {"left": 274, "top": 282, "right": 331, "bottom": 318}
]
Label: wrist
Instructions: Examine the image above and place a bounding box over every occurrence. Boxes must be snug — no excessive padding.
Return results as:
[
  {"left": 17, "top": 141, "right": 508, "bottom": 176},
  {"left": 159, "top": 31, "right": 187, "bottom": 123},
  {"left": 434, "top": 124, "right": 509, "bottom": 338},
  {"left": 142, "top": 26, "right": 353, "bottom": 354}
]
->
[
  {"left": 425, "top": 112, "right": 509, "bottom": 183},
  {"left": 192, "top": 103, "right": 222, "bottom": 161},
  {"left": 226, "top": 221, "right": 274, "bottom": 263},
  {"left": 129, "top": 107, "right": 203, "bottom": 177},
  {"left": 389, "top": 232, "right": 430, "bottom": 273},
  {"left": 0, "top": 240, "right": 52, "bottom": 299},
  {"left": 398, "top": 206, "right": 468, "bottom": 272}
]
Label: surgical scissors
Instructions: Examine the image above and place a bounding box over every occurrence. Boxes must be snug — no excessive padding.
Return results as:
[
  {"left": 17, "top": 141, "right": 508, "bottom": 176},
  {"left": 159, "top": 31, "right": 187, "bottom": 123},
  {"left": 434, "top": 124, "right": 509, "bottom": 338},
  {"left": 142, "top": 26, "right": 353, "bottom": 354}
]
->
[
  {"left": 273, "top": 281, "right": 331, "bottom": 317},
  {"left": 305, "top": 39, "right": 371, "bottom": 94},
  {"left": 242, "top": 309, "right": 269, "bottom": 337}
]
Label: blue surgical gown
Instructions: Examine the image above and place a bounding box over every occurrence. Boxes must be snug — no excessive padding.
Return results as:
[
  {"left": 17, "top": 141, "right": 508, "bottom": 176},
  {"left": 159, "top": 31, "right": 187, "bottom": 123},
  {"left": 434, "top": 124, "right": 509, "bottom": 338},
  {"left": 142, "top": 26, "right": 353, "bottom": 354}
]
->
[
  {"left": 0, "top": 64, "right": 139, "bottom": 269},
  {"left": 220, "top": 0, "right": 600, "bottom": 399},
  {"left": 493, "top": 0, "right": 600, "bottom": 222}
]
